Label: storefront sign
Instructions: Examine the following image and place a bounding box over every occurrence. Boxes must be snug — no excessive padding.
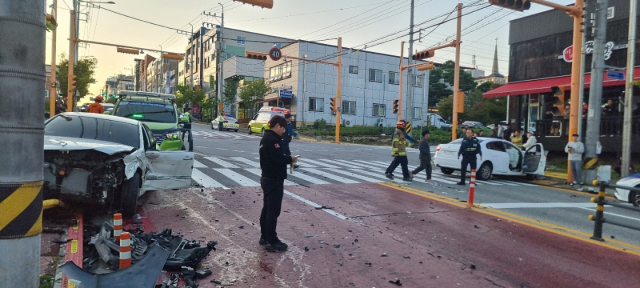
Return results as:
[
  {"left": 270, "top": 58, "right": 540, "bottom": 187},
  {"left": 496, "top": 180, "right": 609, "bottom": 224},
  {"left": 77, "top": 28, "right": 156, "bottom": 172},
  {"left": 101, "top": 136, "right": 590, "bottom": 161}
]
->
[
  {"left": 561, "top": 41, "right": 617, "bottom": 62},
  {"left": 279, "top": 89, "right": 292, "bottom": 98}
]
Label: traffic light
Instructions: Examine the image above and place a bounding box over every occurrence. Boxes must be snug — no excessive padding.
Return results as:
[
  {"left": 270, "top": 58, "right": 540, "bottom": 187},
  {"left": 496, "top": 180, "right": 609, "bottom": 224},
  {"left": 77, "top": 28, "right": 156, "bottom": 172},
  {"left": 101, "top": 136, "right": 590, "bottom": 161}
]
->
[
  {"left": 457, "top": 91, "right": 465, "bottom": 113},
  {"left": 246, "top": 51, "right": 268, "bottom": 60},
  {"left": 162, "top": 52, "right": 184, "bottom": 61},
  {"left": 330, "top": 97, "right": 337, "bottom": 112},
  {"left": 488, "top": 0, "right": 531, "bottom": 12},
  {"left": 417, "top": 63, "right": 436, "bottom": 71},
  {"left": 551, "top": 86, "right": 565, "bottom": 115},
  {"left": 69, "top": 75, "right": 77, "bottom": 92},
  {"left": 233, "top": 0, "right": 273, "bottom": 9},
  {"left": 117, "top": 47, "right": 141, "bottom": 55},
  {"left": 392, "top": 99, "right": 399, "bottom": 114},
  {"left": 412, "top": 49, "right": 435, "bottom": 61}
]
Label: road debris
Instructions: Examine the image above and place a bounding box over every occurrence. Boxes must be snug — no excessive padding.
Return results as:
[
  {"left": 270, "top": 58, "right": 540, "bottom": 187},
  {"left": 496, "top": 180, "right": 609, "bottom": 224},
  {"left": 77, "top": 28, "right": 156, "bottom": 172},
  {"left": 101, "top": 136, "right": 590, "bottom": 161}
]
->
[{"left": 389, "top": 279, "right": 402, "bottom": 286}]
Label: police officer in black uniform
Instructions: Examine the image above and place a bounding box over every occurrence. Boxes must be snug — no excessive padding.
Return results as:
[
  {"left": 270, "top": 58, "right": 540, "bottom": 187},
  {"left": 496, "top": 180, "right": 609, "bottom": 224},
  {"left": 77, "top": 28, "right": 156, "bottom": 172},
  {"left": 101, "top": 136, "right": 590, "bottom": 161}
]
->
[
  {"left": 457, "top": 129, "right": 483, "bottom": 185},
  {"left": 258, "top": 115, "right": 298, "bottom": 251}
]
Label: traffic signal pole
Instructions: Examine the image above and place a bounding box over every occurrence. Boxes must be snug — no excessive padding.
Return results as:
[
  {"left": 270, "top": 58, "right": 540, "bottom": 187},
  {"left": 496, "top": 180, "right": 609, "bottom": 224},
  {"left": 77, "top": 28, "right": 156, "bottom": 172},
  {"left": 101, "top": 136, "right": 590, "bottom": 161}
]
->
[
  {"left": 452, "top": 3, "right": 463, "bottom": 140},
  {"left": 566, "top": 0, "right": 585, "bottom": 184},
  {"left": 0, "top": 1, "right": 45, "bottom": 286},
  {"left": 398, "top": 41, "right": 437, "bottom": 121}
]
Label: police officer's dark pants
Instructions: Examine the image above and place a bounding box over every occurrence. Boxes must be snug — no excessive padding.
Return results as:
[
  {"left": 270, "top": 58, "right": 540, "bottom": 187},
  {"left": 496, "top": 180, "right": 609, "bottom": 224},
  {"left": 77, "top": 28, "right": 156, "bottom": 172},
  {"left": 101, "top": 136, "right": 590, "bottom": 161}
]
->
[
  {"left": 260, "top": 177, "right": 284, "bottom": 243},
  {"left": 218, "top": 122, "right": 224, "bottom": 130},
  {"left": 460, "top": 157, "right": 477, "bottom": 184},
  {"left": 181, "top": 123, "right": 193, "bottom": 151},
  {"left": 412, "top": 158, "right": 432, "bottom": 180},
  {"left": 386, "top": 156, "right": 409, "bottom": 178}
]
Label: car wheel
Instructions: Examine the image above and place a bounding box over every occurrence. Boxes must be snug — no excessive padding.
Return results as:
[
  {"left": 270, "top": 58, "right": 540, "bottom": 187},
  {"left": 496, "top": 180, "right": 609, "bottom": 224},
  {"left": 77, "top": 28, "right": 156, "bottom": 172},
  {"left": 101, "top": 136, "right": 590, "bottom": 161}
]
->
[
  {"left": 120, "top": 173, "right": 140, "bottom": 218},
  {"left": 477, "top": 163, "right": 492, "bottom": 181},
  {"left": 261, "top": 128, "right": 265, "bottom": 136},
  {"left": 631, "top": 189, "right": 640, "bottom": 207},
  {"left": 234, "top": 129, "right": 238, "bottom": 132},
  {"left": 248, "top": 127, "right": 252, "bottom": 135},
  {"left": 441, "top": 168, "right": 454, "bottom": 175}
]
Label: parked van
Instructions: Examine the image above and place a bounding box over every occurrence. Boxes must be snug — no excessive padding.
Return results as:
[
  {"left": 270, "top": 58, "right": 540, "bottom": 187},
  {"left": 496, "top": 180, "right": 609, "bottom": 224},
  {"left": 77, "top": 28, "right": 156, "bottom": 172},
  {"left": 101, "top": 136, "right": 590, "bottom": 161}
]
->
[
  {"left": 247, "top": 106, "right": 290, "bottom": 135},
  {"left": 425, "top": 113, "right": 452, "bottom": 129}
]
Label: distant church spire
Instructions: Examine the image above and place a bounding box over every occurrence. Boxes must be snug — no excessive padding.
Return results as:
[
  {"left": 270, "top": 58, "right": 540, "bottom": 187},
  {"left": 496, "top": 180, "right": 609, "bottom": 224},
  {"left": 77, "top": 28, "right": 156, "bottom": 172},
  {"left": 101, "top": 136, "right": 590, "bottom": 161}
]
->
[{"left": 491, "top": 38, "right": 500, "bottom": 75}]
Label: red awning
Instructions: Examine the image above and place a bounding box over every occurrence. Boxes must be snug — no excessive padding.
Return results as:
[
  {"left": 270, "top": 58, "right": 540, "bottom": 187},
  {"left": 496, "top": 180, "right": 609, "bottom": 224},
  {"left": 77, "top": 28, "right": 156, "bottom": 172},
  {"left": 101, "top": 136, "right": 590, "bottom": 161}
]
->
[{"left": 483, "top": 67, "right": 640, "bottom": 98}]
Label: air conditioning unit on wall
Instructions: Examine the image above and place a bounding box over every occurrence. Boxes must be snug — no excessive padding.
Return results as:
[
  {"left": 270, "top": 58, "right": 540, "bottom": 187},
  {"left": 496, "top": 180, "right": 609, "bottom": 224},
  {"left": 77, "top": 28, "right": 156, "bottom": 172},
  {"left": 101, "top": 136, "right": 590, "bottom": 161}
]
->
[
  {"left": 377, "top": 118, "right": 385, "bottom": 127},
  {"left": 343, "top": 119, "right": 354, "bottom": 127}
]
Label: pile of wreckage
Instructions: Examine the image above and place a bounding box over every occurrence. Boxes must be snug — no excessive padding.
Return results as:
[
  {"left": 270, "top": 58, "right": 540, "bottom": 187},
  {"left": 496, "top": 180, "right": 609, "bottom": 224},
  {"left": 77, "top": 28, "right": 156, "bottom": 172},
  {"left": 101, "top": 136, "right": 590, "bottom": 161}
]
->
[{"left": 60, "top": 221, "right": 217, "bottom": 288}]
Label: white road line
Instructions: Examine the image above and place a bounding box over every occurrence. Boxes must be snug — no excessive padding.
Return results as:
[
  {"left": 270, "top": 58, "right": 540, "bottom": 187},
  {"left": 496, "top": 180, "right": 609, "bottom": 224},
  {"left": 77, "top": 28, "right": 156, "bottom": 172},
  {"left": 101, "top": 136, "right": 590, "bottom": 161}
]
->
[
  {"left": 205, "top": 156, "right": 239, "bottom": 168},
  {"left": 348, "top": 169, "right": 389, "bottom": 181},
  {"left": 299, "top": 168, "right": 359, "bottom": 184},
  {"left": 354, "top": 160, "right": 388, "bottom": 168},
  {"left": 328, "top": 169, "right": 382, "bottom": 182},
  {"left": 245, "top": 169, "right": 298, "bottom": 186},
  {"left": 193, "top": 160, "right": 207, "bottom": 168},
  {"left": 488, "top": 180, "right": 519, "bottom": 186},
  {"left": 297, "top": 158, "right": 336, "bottom": 168},
  {"left": 216, "top": 169, "right": 260, "bottom": 187},
  {"left": 231, "top": 157, "right": 260, "bottom": 168},
  {"left": 483, "top": 203, "right": 597, "bottom": 209},
  {"left": 287, "top": 170, "right": 331, "bottom": 185},
  {"left": 332, "top": 159, "right": 373, "bottom": 169},
  {"left": 576, "top": 207, "right": 640, "bottom": 222},
  {"left": 192, "top": 168, "right": 227, "bottom": 189},
  {"left": 475, "top": 180, "right": 501, "bottom": 186},
  {"left": 283, "top": 190, "right": 348, "bottom": 220}
]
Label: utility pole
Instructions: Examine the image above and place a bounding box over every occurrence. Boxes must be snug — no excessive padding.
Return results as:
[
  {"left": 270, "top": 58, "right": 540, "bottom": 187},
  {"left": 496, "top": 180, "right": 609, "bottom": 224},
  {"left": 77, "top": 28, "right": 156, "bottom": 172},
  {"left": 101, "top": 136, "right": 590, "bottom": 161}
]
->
[
  {"left": 621, "top": 0, "right": 637, "bottom": 178},
  {"left": 49, "top": 0, "right": 59, "bottom": 117},
  {"left": 578, "top": 0, "right": 589, "bottom": 141},
  {"left": 567, "top": 0, "right": 585, "bottom": 184},
  {"left": 406, "top": 0, "right": 415, "bottom": 120},
  {"left": 67, "top": 6, "right": 77, "bottom": 112},
  {"left": 452, "top": 3, "right": 463, "bottom": 140},
  {"left": 302, "top": 55, "right": 307, "bottom": 126},
  {"left": 585, "top": 0, "right": 609, "bottom": 184},
  {"left": 218, "top": 3, "right": 225, "bottom": 113},
  {"left": 0, "top": 1, "right": 45, "bottom": 286}
]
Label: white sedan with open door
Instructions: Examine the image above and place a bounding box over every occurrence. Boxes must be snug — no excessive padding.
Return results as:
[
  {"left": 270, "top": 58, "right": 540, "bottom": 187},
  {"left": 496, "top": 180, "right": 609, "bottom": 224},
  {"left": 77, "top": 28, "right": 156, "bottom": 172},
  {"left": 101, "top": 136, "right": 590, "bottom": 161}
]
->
[
  {"left": 433, "top": 137, "right": 546, "bottom": 181},
  {"left": 43, "top": 113, "right": 194, "bottom": 217}
]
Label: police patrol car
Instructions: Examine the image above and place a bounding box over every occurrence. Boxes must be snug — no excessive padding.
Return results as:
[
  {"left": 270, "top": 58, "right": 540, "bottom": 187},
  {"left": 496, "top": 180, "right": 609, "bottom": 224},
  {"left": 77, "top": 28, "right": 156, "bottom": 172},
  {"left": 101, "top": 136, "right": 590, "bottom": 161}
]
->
[{"left": 247, "top": 106, "right": 289, "bottom": 136}]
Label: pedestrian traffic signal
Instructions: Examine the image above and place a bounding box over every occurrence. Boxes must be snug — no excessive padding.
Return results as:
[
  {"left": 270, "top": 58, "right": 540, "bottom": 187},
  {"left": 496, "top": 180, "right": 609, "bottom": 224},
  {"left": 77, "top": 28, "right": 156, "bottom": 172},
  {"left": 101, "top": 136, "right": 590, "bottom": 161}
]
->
[
  {"left": 412, "top": 49, "right": 435, "bottom": 60},
  {"left": 393, "top": 99, "right": 399, "bottom": 114},
  {"left": 233, "top": 0, "right": 273, "bottom": 9},
  {"left": 330, "top": 97, "right": 337, "bottom": 112},
  {"left": 417, "top": 63, "right": 436, "bottom": 71},
  {"left": 487, "top": 0, "right": 531, "bottom": 12}
]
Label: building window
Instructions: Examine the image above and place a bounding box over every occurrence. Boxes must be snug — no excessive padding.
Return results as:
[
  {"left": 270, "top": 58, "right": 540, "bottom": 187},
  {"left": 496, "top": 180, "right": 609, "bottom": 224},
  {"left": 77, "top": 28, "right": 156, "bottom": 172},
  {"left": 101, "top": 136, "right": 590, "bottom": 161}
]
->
[
  {"left": 373, "top": 103, "right": 385, "bottom": 117},
  {"left": 389, "top": 71, "right": 400, "bottom": 85},
  {"left": 342, "top": 100, "right": 356, "bottom": 115},
  {"left": 269, "top": 61, "right": 292, "bottom": 82},
  {"left": 413, "top": 75, "right": 423, "bottom": 88},
  {"left": 349, "top": 66, "right": 358, "bottom": 74},
  {"left": 413, "top": 107, "right": 422, "bottom": 119},
  {"left": 237, "top": 36, "right": 246, "bottom": 45},
  {"left": 309, "top": 98, "right": 323, "bottom": 112},
  {"left": 369, "top": 69, "right": 382, "bottom": 82}
]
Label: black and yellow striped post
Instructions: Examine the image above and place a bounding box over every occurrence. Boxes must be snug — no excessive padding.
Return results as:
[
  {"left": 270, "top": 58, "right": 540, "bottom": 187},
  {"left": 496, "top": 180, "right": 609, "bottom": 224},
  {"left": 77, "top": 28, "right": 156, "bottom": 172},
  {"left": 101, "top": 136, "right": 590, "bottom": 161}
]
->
[
  {"left": 583, "top": 157, "right": 598, "bottom": 173},
  {"left": 406, "top": 121, "right": 412, "bottom": 135},
  {"left": 588, "top": 180, "right": 607, "bottom": 241},
  {"left": 0, "top": 182, "right": 43, "bottom": 239}
]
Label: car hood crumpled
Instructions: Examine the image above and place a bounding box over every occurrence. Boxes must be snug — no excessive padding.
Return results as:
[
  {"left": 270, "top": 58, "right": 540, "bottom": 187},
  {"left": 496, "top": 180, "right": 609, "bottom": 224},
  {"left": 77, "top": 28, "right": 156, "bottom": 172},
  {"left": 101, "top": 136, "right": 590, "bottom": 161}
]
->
[{"left": 44, "top": 136, "right": 136, "bottom": 155}]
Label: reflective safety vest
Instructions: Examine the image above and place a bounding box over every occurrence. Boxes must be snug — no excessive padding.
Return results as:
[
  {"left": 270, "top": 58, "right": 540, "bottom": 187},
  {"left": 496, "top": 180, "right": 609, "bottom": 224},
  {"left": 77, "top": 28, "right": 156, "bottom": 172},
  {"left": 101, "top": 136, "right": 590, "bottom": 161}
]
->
[
  {"left": 180, "top": 112, "right": 191, "bottom": 123},
  {"left": 217, "top": 116, "right": 224, "bottom": 122},
  {"left": 391, "top": 129, "right": 407, "bottom": 157}
]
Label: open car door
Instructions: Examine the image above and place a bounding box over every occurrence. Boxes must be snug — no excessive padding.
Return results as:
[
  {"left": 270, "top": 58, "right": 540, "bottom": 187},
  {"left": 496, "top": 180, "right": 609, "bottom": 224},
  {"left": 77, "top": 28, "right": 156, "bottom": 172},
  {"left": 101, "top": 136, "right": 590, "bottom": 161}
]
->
[
  {"left": 522, "top": 143, "right": 546, "bottom": 175},
  {"left": 144, "top": 150, "right": 194, "bottom": 190}
]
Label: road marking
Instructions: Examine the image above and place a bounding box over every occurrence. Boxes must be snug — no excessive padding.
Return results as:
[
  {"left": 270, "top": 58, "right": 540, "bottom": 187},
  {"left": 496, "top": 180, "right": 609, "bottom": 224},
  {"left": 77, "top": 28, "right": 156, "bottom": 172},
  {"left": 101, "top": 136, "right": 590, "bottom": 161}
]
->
[
  {"left": 287, "top": 170, "right": 331, "bottom": 185},
  {"left": 299, "top": 158, "right": 339, "bottom": 168},
  {"left": 576, "top": 207, "right": 640, "bottom": 222},
  {"left": 231, "top": 157, "right": 260, "bottom": 168},
  {"left": 487, "top": 180, "right": 519, "bottom": 186},
  {"left": 245, "top": 168, "right": 298, "bottom": 186},
  {"left": 329, "top": 169, "right": 382, "bottom": 182},
  {"left": 483, "top": 203, "right": 597, "bottom": 209},
  {"left": 347, "top": 169, "right": 389, "bottom": 181},
  {"left": 283, "top": 190, "right": 348, "bottom": 220},
  {"left": 430, "top": 175, "right": 459, "bottom": 185},
  {"left": 205, "top": 156, "right": 239, "bottom": 168},
  {"left": 474, "top": 180, "right": 501, "bottom": 186},
  {"left": 193, "top": 160, "right": 207, "bottom": 168},
  {"left": 192, "top": 168, "right": 227, "bottom": 189},
  {"left": 215, "top": 169, "right": 260, "bottom": 187},
  {"left": 299, "top": 168, "right": 359, "bottom": 184},
  {"left": 332, "top": 159, "right": 374, "bottom": 169},
  {"left": 354, "top": 160, "right": 388, "bottom": 168}
]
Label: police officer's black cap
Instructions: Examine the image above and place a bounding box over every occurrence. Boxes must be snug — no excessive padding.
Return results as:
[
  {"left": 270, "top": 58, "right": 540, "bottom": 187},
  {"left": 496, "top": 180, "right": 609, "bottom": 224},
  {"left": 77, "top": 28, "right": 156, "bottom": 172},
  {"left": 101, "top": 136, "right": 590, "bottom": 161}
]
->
[
  {"left": 572, "top": 133, "right": 579, "bottom": 137},
  {"left": 422, "top": 130, "right": 430, "bottom": 136}
]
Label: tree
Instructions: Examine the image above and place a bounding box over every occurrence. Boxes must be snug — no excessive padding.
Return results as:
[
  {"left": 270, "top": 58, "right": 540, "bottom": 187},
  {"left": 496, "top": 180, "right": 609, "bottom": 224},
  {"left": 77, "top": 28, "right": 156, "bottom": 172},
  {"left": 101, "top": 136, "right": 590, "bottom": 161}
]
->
[
  {"left": 438, "top": 95, "right": 454, "bottom": 121},
  {"left": 238, "top": 79, "right": 270, "bottom": 118},
  {"left": 436, "top": 81, "right": 506, "bottom": 126},
  {"left": 428, "top": 60, "right": 477, "bottom": 107},
  {"left": 176, "top": 85, "right": 206, "bottom": 108},
  {"left": 57, "top": 54, "right": 97, "bottom": 99},
  {"left": 223, "top": 79, "right": 239, "bottom": 104}
]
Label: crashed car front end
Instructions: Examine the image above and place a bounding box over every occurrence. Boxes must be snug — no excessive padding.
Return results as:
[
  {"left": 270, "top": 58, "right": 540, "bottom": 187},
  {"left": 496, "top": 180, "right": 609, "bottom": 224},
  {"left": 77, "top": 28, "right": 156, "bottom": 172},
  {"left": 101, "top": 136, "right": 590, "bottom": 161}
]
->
[{"left": 43, "top": 136, "right": 141, "bottom": 205}]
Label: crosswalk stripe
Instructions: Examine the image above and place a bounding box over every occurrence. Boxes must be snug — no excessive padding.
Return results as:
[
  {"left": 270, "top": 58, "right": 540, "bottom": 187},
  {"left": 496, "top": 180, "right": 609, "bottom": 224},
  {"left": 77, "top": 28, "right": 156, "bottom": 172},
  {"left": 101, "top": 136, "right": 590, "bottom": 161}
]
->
[
  {"left": 205, "top": 156, "right": 239, "bottom": 168},
  {"left": 193, "top": 160, "right": 207, "bottom": 168},
  {"left": 297, "top": 158, "right": 336, "bottom": 168},
  {"left": 192, "top": 168, "right": 227, "bottom": 189},
  {"left": 332, "top": 159, "right": 373, "bottom": 169},
  {"left": 231, "top": 157, "right": 260, "bottom": 168},
  {"left": 316, "top": 159, "right": 356, "bottom": 168},
  {"left": 329, "top": 169, "right": 382, "bottom": 182},
  {"left": 215, "top": 169, "right": 260, "bottom": 187},
  {"left": 287, "top": 170, "right": 331, "bottom": 185},
  {"left": 298, "top": 168, "right": 359, "bottom": 184},
  {"left": 487, "top": 180, "right": 519, "bottom": 186},
  {"left": 354, "top": 160, "right": 388, "bottom": 168},
  {"left": 348, "top": 169, "right": 390, "bottom": 181},
  {"left": 245, "top": 169, "right": 298, "bottom": 186}
]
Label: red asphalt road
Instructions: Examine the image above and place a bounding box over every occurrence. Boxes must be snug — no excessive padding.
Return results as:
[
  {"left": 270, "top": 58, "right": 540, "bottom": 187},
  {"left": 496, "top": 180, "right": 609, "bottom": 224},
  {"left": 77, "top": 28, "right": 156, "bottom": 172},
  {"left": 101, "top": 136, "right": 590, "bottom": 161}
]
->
[{"left": 142, "top": 183, "right": 640, "bottom": 288}]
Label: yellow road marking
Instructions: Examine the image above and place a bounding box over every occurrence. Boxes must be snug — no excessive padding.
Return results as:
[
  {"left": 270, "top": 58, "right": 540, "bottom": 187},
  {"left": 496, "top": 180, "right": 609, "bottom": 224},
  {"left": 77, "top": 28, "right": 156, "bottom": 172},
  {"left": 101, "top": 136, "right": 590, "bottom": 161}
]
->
[
  {"left": 377, "top": 182, "right": 640, "bottom": 257},
  {"left": 0, "top": 182, "right": 42, "bottom": 230}
]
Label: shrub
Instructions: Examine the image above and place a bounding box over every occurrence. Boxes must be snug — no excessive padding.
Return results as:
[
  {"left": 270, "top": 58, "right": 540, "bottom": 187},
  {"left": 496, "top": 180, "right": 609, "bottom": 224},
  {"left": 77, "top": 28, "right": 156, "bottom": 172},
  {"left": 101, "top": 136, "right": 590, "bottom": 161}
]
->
[{"left": 313, "top": 119, "right": 327, "bottom": 130}]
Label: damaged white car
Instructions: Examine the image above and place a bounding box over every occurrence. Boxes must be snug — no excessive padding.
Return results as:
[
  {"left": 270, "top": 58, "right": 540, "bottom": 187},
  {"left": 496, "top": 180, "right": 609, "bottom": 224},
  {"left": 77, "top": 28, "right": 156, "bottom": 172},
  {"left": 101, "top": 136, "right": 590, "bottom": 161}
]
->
[{"left": 44, "top": 113, "right": 194, "bottom": 216}]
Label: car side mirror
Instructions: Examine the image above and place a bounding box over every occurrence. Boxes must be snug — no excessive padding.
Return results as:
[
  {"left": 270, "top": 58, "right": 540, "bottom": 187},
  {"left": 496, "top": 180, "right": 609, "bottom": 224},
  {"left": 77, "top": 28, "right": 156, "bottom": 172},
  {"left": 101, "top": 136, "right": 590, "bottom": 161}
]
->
[{"left": 146, "top": 150, "right": 160, "bottom": 159}]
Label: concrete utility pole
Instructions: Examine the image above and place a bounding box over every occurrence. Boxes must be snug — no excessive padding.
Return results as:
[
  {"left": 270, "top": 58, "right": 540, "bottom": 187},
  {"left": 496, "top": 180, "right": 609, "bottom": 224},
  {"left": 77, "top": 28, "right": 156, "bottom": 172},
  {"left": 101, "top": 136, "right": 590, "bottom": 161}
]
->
[
  {"left": 452, "top": 3, "right": 463, "bottom": 140},
  {"left": 67, "top": 5, "right": 77, "bottom": 112},
  {"left": 0, "top": 1, "right": 45, "bottom": 286},
  {"left": 585, "top": 0, "right": 609, "bottom": 184},
  {"left": 406, "top": 0, "right": 415, "bottom": 120},
  {"left": 218, "top": 3, "right": 225, "bottom": 112},
  {"left": 621, "top": 0, "right": 637, "bottom": 178},
  {"left": 49, "top": 0, "right": 59, "bottom": 117},
  {"left": 578, "top": 0, "right": 589, "bottom": 142}
]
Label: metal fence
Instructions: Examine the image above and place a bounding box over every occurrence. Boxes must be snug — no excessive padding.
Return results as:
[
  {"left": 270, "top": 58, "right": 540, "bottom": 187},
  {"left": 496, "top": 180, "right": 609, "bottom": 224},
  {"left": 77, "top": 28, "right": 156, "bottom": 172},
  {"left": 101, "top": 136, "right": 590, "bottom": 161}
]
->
[{"left": 589, "top": 181, "right": 640, "bottom": 241}]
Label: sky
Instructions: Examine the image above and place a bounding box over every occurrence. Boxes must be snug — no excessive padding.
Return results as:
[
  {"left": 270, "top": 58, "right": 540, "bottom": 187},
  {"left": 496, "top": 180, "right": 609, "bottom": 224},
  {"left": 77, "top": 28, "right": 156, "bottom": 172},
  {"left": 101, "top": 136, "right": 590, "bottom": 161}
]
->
[{"left": 45, "top": 0, "right": 576, "bottom": 97}]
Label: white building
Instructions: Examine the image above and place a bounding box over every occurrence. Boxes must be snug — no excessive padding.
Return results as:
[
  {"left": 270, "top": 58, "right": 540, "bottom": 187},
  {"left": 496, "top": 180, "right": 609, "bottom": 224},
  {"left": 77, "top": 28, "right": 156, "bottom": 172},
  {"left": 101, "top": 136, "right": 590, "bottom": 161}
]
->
[{"left": 261, "top": 40, "right": 431, "bottom": 127}]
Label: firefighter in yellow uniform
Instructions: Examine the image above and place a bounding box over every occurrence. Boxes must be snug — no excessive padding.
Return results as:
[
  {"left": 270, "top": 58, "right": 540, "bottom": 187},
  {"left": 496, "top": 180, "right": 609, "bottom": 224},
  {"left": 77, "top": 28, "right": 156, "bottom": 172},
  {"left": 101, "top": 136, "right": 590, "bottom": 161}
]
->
[{"left": 385, "top": 120, "right": 419, "bottom": 181}]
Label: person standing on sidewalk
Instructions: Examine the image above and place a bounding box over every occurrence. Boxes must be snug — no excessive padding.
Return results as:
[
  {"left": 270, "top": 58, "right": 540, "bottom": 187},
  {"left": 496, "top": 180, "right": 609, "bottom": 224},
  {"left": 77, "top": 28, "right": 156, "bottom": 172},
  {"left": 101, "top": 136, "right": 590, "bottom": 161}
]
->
[
  {"left": 565, "top": 133, "right": 584, "bottom": 186},
  {"left": 411, "top": 130, "right": 432, "bottom": 181},
  {"left": 283, "top": 113, "right": 299, "bottom": 169},
  {"left": 259, "top": 115, "right": 298, "bottom": 251},
  {"left": 385, "top": 120, "right": 419, "bottom": 181},
  {"left": 457, "top": 129, "right": 482, "bottom": 185}
]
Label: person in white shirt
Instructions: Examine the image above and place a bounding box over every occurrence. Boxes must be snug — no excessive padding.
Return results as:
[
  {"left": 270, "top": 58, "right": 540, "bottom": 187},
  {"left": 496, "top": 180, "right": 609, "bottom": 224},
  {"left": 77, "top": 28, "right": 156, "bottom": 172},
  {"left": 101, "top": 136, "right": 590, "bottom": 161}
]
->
[
  {"left": 565, "top": 134, "right": 585, "bottom": 186},
  {"left": 522, "top": 131, "right": 537, "bottom": 150}
]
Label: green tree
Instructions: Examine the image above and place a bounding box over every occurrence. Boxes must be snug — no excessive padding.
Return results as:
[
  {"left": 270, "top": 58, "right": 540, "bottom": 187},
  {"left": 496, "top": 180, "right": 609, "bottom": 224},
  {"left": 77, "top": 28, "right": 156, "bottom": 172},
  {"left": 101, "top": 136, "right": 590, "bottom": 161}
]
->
[
  {"left": 176, "top": 85, "right": 206, "bottom": 108},
  {"left": 223, "top": 79, "right": 239, "bottom": 104},
  {"left": 238, "top": 79, "right": 270, "bottom": 118},
  {"left": 428, "top": 60, "right": 477, "bottom": 107},
  {"left": 57, "top": 54, "right": 97, "bottom": 99},
  {"left": 437, "top": 81, "right": 506, "bottom": 126},
  {"left": 437, "top": 95, "right": 454, "bottom": 121}
]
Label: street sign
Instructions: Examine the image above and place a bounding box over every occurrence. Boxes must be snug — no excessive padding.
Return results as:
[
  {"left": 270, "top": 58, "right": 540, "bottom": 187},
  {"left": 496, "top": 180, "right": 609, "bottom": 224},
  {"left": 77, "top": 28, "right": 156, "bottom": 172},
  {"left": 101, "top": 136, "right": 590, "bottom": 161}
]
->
[
  {"left": 279, "top": 89, "right": 292, "bottom": 98},
  {"left": 269, "top": 47, "right": 282, "bottom": 61},
  {"left": 606, "top": 70, "right": 625, "bottom": 80}
]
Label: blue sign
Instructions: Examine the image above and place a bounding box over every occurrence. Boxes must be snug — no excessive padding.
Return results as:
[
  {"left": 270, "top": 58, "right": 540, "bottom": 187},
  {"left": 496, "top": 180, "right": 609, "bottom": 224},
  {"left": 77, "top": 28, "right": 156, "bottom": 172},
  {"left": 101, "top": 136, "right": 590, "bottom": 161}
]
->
[
  {"left": 279, "top": 89, "right": 293, "bottom": 98},
  {"left": 607, "top": 70, "right": 625, "bottom": 80}
]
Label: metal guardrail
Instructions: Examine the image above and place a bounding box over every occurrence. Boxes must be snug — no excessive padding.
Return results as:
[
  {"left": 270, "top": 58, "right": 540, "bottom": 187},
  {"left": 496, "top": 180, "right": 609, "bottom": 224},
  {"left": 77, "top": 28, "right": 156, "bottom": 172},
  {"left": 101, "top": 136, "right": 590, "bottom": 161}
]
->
[{"left": 589, "top": 181, "right": 640, "bottom": 241}]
